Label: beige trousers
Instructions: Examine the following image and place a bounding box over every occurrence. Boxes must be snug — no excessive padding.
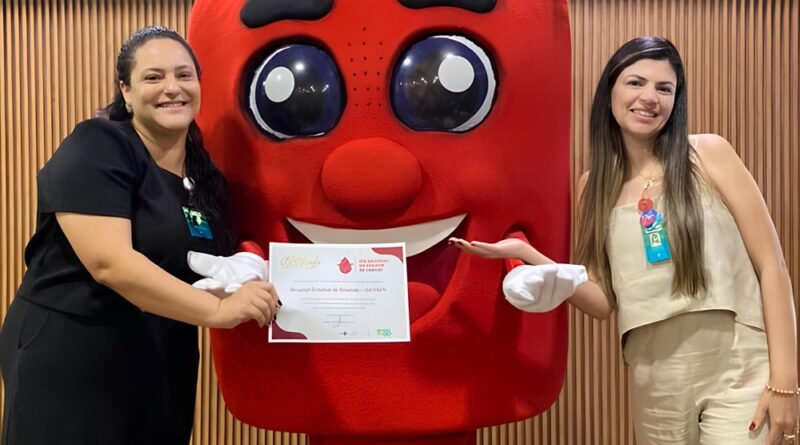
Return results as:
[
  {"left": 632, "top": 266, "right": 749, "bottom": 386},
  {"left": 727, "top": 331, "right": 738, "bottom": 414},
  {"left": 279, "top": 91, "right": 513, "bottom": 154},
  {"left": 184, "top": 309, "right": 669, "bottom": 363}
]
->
[{"left": 624, "top": 310, "right": 770, "bottom": 445}]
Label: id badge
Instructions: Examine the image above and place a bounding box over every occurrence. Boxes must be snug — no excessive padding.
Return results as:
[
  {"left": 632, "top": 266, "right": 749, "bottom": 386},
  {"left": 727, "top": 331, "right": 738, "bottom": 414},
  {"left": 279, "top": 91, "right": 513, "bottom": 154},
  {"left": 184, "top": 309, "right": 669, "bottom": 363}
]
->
[
  {"left": 182, "top": 206, "right": 214, "bottom": 240},
  {"left": 641, "top": 216, "right": 671, "bottom": 264}
]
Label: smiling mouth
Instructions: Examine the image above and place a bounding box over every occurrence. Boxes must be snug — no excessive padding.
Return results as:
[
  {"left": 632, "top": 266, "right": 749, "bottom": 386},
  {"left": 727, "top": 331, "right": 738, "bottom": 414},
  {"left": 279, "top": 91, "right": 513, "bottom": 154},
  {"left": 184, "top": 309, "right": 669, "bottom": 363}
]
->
[
  {"left": 158, "top": 101, "right": 187, "bottom": 108},
  {"left": 285, "top": 215, "right": 468, "bottom": 322},
  {"left": 287, "top": 215, "right": 465, "bottom": 257},
  {"left": 632, "top": 109, "right": 656, "bottom": 117}
]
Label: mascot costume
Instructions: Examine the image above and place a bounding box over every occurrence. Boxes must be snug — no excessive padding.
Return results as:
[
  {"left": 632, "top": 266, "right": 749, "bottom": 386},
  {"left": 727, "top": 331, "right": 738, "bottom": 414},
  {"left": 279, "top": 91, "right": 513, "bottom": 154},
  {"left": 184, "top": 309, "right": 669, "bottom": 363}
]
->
[{"left": 187, "top": 0, "right": 572, "bottom": 443}]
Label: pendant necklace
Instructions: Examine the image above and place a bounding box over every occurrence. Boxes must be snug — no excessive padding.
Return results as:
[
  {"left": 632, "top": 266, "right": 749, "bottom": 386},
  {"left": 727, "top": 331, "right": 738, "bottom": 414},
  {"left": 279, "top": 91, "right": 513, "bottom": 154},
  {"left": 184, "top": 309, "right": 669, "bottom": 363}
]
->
[
  {"left": 180, "top": 173, "right": 214, "bottom": 240},
  {"left": 637, "top": 175, "right": 672, "bottom": 264}
]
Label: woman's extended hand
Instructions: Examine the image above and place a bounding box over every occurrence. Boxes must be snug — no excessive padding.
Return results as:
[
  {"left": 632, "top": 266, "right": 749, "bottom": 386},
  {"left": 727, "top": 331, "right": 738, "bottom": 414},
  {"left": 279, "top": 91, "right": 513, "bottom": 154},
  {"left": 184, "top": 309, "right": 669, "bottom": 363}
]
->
[
  {"left": 210, "top": 280, "right": 280, "bottom": 328},
  {"left": 449, "top": 237, "right": 552, "bottom": 265}
]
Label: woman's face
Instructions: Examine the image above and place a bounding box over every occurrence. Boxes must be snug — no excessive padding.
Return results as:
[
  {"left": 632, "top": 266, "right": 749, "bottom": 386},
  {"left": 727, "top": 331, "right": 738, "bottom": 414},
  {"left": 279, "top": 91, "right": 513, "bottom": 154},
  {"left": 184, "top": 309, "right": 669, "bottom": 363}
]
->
[
  {"left": 610, "top": 58, "right": 677, "bottom": 144},
  {"left": 121, "top": 38, "right": 200, "bottom": 136}
]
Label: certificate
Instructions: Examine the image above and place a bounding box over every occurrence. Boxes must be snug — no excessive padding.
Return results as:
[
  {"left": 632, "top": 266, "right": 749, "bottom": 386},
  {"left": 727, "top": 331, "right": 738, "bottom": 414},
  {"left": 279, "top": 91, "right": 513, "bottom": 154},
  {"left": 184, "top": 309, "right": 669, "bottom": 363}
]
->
[{"left": 268, "top": 242, "right": 410, "bottom": 343}]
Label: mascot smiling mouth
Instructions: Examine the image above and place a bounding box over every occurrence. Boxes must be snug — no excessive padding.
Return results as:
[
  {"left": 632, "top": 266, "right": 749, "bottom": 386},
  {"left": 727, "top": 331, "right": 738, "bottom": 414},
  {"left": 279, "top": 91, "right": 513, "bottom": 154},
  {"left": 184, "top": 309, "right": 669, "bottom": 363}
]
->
[
  {"left": 285, "top": 214, "right": 469, "bottom": 322},
  {"left": 284, "top": 214, "right": 528, "bottom": 323}
]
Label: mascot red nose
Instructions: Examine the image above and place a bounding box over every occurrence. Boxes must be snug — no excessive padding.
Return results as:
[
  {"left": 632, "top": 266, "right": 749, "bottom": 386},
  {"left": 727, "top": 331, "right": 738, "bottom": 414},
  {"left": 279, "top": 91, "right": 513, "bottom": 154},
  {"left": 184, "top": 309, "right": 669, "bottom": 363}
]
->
[{"left": 188, "top": 1, "right": 571, "bottom": 443}]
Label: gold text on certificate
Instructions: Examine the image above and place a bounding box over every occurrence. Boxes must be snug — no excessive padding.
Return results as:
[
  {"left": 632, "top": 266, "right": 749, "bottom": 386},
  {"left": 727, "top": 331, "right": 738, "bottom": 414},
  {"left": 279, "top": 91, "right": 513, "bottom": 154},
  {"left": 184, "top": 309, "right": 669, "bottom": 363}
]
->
[{"left": 280, "top": 256, "right": 321, "bottom": 269}]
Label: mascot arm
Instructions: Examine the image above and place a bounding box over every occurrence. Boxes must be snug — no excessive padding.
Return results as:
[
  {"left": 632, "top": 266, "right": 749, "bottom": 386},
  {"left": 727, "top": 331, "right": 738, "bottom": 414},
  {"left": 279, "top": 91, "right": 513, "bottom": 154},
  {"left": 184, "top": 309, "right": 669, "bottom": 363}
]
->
[
  {"left": 188, "top": 249, "right": 269, "bottom": 294},
  {"left": 502, "top": 263, "right": 587, "bottom": 312}
]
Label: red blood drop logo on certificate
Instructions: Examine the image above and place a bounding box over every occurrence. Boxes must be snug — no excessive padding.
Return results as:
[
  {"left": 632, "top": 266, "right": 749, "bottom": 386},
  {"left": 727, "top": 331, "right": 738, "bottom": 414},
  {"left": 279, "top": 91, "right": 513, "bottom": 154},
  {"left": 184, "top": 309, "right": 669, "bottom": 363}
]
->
[{"left": 337, "top": 257, "right": 353, "bottom": 274}]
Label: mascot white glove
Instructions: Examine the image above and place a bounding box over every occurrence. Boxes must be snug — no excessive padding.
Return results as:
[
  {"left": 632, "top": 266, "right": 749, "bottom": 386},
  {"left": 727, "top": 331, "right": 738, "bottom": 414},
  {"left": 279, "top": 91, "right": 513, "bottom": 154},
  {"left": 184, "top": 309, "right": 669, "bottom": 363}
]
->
[
  {"left": 502, "top": 263, "right": 588, "bottom": 312},
  {"left": 187, "top": 251, "right": 268, "bottom": 294}
]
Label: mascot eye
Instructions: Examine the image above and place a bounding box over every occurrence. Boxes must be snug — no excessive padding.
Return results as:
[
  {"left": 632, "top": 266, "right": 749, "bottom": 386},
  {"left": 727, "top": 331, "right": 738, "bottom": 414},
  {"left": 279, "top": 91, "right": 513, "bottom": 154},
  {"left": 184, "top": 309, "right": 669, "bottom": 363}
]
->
[
  {"left": 247, "top": 45, "right": 344, "bottom": 139},
  {"left": 390, "top": 35, "right": 496, "bottom": 132}
]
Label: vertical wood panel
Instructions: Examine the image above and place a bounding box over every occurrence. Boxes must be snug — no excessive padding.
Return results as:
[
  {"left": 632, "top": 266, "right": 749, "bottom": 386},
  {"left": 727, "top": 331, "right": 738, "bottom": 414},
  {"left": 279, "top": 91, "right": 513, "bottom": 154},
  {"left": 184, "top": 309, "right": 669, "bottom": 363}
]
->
[
  {"left": 1, "top": 1, "right": 797, "bottom": 444},
  {"left": 0, "top": 0, "right": 7, "bottom": 424}
]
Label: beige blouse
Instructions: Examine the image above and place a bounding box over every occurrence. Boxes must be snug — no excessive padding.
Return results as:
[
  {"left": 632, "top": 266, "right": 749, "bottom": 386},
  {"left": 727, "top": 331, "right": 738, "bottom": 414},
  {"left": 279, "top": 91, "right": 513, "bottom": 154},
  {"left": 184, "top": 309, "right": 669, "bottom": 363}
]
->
[{"left": 607, "top": 181, "right": 765, "bottom": 342}]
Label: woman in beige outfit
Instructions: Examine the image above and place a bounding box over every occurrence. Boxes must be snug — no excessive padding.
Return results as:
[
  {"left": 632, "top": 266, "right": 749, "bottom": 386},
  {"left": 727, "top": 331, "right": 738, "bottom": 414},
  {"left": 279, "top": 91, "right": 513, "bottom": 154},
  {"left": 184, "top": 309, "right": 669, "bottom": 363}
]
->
[{"left": 451, "top": 36, "right": 798, "bottom": 444}]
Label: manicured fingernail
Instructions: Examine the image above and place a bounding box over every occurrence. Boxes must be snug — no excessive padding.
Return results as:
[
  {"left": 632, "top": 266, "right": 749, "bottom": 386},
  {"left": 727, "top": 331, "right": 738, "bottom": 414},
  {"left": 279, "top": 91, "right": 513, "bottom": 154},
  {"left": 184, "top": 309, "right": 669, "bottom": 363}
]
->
[{"left": 748, "top": 422, "right": 755, "bottom": 431}]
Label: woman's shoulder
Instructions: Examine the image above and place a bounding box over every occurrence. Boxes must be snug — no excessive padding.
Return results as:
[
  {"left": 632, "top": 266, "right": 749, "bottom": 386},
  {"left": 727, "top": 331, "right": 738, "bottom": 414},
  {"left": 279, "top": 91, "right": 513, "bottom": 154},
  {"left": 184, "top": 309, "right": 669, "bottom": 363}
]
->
[
  {"left": 690, "top": 133, "right": 737, "bottom": 162},
  {"left": 71, "top": 117, "right": 132, "bottom": 139},
  {"left": 690, "top": 133, "right": 752, "bottom": 199},
  {"left": 690, "top": 133, "right": 740, "bottom": 175},
  {"left": 63, "top": 118, "right": 142, "bottom": 154},
  {"left": 46, "top": 118, "right": 145, "bottom": 175}
]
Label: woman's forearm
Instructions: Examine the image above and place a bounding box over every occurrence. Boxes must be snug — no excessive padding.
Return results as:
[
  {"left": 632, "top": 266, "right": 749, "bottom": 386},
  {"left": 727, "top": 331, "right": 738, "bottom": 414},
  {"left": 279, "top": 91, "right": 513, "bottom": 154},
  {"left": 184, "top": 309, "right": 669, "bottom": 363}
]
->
[
  {"left": 56, "top": 212, "right": 224, "bottom": 327},
  {"left": 93, "top": 249, "right": 223, "bottom": 327},
  {"left": 568, "top": 280, "right": 614, "bottom": 320},
  {"left": 759, "top": 263, "right": 798, "bottom": 389},
  {"left": 518, "top": 243, "right": 556, "bottom": 265}
]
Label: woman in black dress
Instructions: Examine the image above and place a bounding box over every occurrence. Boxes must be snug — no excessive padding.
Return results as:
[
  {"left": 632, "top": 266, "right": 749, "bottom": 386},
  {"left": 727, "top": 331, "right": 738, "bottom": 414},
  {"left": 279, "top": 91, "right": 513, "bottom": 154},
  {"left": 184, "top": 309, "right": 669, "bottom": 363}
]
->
[{"left": 0, "top": 26, "right": 279, "bottom": 444}]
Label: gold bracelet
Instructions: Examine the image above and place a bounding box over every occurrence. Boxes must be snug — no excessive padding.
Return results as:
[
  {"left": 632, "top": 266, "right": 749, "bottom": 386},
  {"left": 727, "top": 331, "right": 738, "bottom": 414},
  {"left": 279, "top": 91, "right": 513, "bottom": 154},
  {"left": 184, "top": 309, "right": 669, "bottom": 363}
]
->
[{"left": 765, "top": 384, "right": 800, "bottom": 396}]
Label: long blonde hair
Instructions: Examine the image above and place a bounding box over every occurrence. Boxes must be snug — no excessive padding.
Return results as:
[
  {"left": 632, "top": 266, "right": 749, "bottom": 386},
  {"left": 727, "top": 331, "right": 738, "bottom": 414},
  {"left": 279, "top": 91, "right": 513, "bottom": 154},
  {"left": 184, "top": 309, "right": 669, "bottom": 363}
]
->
[{"left": 575, "top": 36, "right": 707, "bottom": 304}]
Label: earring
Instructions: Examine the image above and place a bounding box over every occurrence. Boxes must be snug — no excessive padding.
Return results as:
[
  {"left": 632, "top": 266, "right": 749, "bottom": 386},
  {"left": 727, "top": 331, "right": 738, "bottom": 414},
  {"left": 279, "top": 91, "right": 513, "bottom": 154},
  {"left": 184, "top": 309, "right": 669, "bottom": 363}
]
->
[{"left": 125, "top": 102, "right": 133, "bottom": 113}]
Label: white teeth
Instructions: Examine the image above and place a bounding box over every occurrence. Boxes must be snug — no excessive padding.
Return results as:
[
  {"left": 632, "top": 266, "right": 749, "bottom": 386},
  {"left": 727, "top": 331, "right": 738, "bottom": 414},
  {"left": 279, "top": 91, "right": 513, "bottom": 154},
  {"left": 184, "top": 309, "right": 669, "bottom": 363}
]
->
[
  {"left": 287, "top": 214, "right": 467, "bottom": 257},
  {"left": 633, "top": 109, "right": 655, "bottom": 117}
]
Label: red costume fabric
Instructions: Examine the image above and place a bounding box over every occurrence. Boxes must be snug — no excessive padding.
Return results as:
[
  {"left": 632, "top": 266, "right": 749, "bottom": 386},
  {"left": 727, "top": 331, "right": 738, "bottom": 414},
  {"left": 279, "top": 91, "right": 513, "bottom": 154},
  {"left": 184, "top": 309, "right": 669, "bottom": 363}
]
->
[{"left": 188, "top": 1, "right": 571, "bottom": 443}]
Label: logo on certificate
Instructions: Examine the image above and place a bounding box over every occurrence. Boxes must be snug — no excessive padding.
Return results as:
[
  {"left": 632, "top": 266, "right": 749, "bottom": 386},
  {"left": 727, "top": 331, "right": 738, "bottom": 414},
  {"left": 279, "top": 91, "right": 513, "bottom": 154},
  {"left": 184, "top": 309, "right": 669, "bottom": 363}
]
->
[
  {"left": 280, "top": 256, "right": 320, "bottom": 269},
  {"left": 338, "top": 257, "right": 353, "bottom": 274}
]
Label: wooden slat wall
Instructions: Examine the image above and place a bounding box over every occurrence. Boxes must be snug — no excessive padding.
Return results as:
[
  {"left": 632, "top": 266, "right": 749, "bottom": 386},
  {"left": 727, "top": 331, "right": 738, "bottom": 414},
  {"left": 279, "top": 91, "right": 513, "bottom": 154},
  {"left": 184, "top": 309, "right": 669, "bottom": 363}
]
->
[{"left": 1, "top": 1, "right": 797, "bottom": 444}]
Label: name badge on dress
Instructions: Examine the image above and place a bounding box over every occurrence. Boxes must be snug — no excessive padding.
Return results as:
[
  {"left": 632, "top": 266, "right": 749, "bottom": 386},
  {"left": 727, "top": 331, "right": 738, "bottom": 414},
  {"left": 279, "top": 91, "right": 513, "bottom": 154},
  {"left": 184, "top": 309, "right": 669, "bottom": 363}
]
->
[
  {"left": 182, "top": 206, "right": 214, "bottom": 240},
  {"left": 641, "top": 213, "right": 671, "bottom": 264}
]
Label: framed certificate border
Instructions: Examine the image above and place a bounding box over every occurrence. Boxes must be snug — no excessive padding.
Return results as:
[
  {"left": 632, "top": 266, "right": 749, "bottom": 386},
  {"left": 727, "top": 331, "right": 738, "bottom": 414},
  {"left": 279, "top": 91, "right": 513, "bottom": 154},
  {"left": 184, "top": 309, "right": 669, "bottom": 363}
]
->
[{"left": 268, "top": 242, "right": 410, "bottom": 343}]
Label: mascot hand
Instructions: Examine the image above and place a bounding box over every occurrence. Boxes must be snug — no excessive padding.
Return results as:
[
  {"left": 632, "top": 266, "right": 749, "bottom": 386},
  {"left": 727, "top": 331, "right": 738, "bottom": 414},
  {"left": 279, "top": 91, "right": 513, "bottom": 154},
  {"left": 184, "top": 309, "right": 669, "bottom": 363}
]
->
[
  {"left": 188, "top": 251, "right": 269, "bottom": 294},
  {"left": 502, "top": 264, "right": 587, "bottom": 312}
]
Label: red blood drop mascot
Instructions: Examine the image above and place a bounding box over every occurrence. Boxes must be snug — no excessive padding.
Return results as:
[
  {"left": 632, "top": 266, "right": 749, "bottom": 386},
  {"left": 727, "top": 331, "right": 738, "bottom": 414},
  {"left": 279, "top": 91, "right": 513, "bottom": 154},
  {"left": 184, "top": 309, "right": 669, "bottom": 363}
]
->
[{"left": 188, "top": 1, "right": 571, "bottom": 443}]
